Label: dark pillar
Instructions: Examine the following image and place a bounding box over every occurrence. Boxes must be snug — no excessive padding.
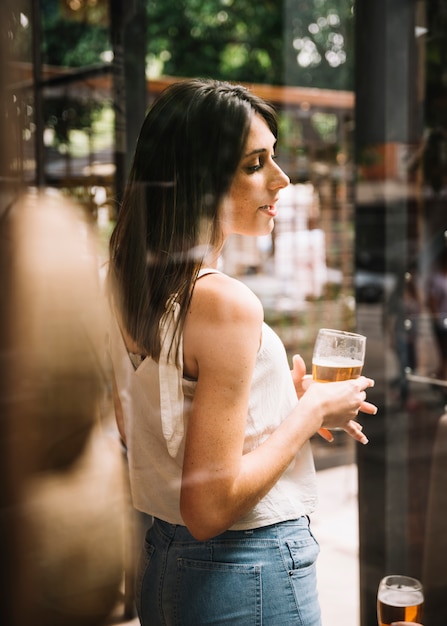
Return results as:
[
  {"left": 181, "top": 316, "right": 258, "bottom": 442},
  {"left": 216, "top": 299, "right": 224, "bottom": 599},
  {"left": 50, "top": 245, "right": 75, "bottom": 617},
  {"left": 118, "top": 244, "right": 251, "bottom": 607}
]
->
[
  {"left": 110, "top": 0, "right": 127, "bottom": 208},
  {"left": 0, "top": 2, "right": 30, "bottom": 623},
  {"left": 31, "top": 0, "right": 45, "bottom": 188},
  {"left": 354, "top": 2, "right": 421, "bottom": 625},
  {"left": 123, "top": 0, "right": 148, "bottom": 169},
  {"left": 110, "top": 0, "right": 147, "bottom": 211}
]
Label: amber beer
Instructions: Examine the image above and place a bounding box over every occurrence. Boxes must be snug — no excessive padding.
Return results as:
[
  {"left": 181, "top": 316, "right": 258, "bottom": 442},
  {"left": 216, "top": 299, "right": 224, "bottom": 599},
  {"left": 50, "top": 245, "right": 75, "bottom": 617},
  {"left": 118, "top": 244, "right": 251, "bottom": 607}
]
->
[
  {"left": 377, "top": 576, "right": 424, "bottom": 626},
  {"left": 377, "top": 589, "right": 424, "bottom": 626},
  {"left": 312, "top": 356, "right": 363, "bottom": 383}
]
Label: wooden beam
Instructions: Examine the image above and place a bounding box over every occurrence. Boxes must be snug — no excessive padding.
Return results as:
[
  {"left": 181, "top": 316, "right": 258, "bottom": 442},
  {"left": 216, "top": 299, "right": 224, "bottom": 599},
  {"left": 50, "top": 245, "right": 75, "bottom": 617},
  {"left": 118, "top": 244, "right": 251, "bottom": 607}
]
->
[{"left": 148, "top": 76, "right": 354, "bottom": 110}]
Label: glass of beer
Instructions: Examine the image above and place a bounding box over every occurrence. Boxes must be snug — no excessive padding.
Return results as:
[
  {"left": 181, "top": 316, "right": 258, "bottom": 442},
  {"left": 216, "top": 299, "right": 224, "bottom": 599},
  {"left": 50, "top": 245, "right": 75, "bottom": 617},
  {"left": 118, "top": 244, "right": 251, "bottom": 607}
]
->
[
  {"left": 312, "top": 328, "right": 366, "bottom": 442},
  {"left": 377, "top": 574, "right": 424, "bottom": 626},
  {"left": 312, "top": 328, "right": 366, "bottom": 383}
]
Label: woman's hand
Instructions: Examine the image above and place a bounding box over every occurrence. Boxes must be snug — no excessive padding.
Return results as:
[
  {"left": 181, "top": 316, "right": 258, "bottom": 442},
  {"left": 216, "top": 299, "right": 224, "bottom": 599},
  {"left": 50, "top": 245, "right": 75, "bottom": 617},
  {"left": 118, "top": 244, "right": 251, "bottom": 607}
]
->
[
  {"left": 296, "top": 369, "right": 377, "bottom": 444},
  {"left": 291, "top": 353, "right": 377, "bottom": 444}
]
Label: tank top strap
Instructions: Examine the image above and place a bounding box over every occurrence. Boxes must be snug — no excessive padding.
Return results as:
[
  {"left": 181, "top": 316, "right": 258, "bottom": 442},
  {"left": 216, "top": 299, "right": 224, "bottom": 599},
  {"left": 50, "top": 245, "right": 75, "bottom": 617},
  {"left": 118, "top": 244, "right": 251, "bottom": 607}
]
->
[
  {"left": 159, "top": 294, "right": 184, "bottom": 458},
  {"left": 197, "top": 267, "right": 222, "bottom": 279}
]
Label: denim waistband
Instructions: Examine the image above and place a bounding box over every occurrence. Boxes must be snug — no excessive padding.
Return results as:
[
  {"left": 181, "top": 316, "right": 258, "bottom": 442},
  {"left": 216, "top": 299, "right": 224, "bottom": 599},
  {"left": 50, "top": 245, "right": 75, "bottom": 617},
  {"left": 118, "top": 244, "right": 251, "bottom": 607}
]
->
[{"left": 152, "top": 516, "right": 310, "bottom": 542}]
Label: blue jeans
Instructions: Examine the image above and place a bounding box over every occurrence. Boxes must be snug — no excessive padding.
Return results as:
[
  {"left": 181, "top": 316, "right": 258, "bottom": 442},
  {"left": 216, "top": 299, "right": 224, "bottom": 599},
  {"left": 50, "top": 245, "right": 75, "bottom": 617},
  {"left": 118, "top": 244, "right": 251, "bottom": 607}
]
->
[{"left": 136, "top": 516, "right": 321, "bottom": 625}]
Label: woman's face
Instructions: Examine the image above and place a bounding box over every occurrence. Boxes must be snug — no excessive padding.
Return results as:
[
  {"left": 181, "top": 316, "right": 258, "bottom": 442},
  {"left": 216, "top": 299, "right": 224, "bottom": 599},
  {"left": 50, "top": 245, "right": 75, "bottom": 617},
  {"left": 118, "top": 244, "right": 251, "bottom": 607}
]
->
[{"left": 219, "top": 113, "right": 290, "bottom": 239}]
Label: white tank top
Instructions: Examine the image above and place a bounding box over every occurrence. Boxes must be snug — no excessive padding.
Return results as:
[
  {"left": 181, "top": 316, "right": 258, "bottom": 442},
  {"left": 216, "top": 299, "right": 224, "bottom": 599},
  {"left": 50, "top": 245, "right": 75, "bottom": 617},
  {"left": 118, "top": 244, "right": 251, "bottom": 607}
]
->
[{"left": 108, "top": 270, "right": 317, "bottom": 529}]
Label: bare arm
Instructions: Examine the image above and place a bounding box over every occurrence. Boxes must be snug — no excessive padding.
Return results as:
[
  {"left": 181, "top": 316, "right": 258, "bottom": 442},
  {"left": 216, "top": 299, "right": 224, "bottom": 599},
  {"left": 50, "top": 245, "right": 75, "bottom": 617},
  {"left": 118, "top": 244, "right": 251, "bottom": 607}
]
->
[{"left": 180, "top": 273, "right": 376, "bottom": 540}]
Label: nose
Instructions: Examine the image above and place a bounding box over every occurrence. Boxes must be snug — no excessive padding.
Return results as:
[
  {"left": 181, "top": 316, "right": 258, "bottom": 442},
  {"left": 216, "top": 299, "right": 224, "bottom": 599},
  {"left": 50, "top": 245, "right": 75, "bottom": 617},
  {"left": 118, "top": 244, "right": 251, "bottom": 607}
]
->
[{"left": 269, "top": 160, "right": 290, "bottom": 190}]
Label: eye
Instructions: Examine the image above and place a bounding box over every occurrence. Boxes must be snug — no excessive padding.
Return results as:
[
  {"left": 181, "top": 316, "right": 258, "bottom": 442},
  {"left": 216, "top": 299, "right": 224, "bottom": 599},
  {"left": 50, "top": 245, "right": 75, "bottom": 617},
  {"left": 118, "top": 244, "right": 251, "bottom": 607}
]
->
[{"left": 246, "top": 162, "right": 262, "bottom": 173}]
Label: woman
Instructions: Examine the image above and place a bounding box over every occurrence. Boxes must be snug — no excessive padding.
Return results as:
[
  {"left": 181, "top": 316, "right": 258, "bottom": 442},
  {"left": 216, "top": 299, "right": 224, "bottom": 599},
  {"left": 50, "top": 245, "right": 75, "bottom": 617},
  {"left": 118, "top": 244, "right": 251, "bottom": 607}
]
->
[
  {"left": 426, "top": 245, "right": 447, "bottom": 384},
  {"left": 108, "top": 78, "right": 377, "bottom": 625}
]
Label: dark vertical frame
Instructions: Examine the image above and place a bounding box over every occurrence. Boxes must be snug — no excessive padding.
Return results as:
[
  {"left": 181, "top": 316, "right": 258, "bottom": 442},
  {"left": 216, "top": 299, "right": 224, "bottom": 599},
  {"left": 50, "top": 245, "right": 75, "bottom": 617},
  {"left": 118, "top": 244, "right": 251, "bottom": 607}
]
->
[
  {"left": 0, "top": 2, "right": 32, "bottom": 623},
  {"left": 355, "top": 1, "right": 427, "bottom": 624},
  {"left": 31, "top": 0, "right": 45, "bottom": 188},
  {"left": 110, "top": 0, "right": 147, "bottom": 211}
]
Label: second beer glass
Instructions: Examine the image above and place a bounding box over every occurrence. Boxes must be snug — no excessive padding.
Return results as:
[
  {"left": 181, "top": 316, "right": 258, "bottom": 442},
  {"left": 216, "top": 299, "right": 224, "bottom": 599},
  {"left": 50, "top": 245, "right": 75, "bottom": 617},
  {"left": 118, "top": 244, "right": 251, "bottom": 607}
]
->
[{"left": 377, "top": 574, "right": 424, "bottom": 626}]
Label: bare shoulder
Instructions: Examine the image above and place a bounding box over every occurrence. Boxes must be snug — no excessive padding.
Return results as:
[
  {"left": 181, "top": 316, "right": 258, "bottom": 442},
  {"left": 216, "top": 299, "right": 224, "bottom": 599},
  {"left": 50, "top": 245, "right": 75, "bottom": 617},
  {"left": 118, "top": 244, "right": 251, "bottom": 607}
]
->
[
  {"left": 183, "top": 272, "right": 263, "bottom": 378},
  {"left": 191, "top": 271, "right": 263, "bottom": 324}
]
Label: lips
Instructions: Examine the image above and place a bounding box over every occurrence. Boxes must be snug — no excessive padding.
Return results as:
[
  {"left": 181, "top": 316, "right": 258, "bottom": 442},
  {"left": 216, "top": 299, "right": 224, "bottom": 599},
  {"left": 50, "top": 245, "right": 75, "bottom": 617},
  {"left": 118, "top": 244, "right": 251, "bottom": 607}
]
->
[{"left": 258, "top": 204, "right": 277, "bottom": 217}]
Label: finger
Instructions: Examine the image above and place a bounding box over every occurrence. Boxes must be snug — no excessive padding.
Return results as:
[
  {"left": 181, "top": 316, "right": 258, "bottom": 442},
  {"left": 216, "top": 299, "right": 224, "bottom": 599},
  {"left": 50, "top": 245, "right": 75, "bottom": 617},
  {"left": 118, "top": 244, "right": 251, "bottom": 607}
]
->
[
  {"left": 318, "top": 427, "right": 334, "bottom": 443},
  {"left": 292, "top": 354, "right": 306, "bottom": 379},
  {"left": 343, "top": 420, "right": 369, "bottom": 445},
  {"left": 359, "top": 401, "right": 378, "bottom": 415},
  {"left": 357, "top": 376, "right": 375, "bottom": 389}
]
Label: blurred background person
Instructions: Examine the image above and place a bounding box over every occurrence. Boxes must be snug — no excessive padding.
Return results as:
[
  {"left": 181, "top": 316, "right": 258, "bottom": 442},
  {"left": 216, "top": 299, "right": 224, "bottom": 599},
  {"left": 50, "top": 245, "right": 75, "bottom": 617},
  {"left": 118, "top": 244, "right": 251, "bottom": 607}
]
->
[
  {"left": 1, "top": 190, "right": 126, "bottom": 626},
  {"left": 426, "top": 245, "right": 447, "bottom": 387}
]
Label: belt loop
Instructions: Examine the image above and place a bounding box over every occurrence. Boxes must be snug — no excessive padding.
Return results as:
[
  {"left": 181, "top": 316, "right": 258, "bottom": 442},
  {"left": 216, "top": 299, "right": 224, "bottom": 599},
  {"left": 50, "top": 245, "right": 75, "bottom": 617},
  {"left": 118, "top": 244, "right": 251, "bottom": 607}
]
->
[{"left": 154, "top": 517, "right": 177, "bottom": 539}]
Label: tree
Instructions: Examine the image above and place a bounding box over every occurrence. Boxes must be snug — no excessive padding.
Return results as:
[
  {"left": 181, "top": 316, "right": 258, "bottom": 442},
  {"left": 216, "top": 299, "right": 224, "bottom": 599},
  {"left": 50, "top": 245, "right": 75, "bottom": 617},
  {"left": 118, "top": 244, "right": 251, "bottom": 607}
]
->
[
  {"left": 38, "top": 0, "right": 111, "bottom": 147},
  {"left": 283, "top": 0, "right": 354, "bottom": 89},
  {"left": 146, "top": 0, "right": 283, "bottom": 85},
  {"left": 23, "top": 1, "right": 355, "bottom": 156},
  {"left": 40, "top": 0, "right": 109, "bottom": 67},
  {"left": 147, "top": 0, "right": 354, "bottom": 90},
  {"left": 34, "top": 1, "right": 354, "bottom": 98}
]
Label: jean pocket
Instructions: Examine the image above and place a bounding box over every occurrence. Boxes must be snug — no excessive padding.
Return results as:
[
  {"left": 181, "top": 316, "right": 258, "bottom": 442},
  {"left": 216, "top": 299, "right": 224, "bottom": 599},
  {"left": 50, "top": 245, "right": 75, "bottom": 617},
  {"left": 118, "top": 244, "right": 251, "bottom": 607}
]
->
[
  {"left": 175, "top": 558, "right": 262, "bottom": 626},
  {"left": 286, "top": 536, "right": 320, "bottom": 578}
]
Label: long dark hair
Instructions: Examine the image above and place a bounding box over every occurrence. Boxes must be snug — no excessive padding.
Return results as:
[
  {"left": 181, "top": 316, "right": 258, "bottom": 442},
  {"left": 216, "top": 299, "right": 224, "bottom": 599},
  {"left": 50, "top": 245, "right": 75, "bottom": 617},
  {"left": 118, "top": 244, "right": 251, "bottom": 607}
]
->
[{"left": 109, "top": 78, "right": 278, "bottom": 362}]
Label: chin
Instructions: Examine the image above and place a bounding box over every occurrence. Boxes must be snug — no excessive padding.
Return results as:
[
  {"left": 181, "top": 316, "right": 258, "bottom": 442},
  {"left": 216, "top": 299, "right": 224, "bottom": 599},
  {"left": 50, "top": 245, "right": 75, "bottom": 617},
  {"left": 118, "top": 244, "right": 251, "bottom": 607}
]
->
[{"left": 259, "top": 219, "right": 275, "bottom": 236}]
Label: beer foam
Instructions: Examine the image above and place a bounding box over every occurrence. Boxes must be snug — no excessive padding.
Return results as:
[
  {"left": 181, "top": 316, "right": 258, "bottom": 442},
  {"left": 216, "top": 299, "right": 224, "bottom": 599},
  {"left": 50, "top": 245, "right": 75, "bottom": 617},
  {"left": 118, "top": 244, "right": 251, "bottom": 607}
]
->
[{"left": 379, "top": 587, "right": 424, "bottom": 607}]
